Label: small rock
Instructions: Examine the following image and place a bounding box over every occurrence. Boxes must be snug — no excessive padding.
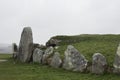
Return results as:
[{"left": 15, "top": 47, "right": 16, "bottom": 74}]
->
[
  {"left": 50, "top": 52, "right": 62, "bottom": 68},
  {"left": 92, "top": 53, "right": 107, "bottom": 74},
  {"left": 63, "top": 45, "right": 88, "bottom": 72},
  {"left": 33, "top": 48, "right": 44, "bottom": 63}
]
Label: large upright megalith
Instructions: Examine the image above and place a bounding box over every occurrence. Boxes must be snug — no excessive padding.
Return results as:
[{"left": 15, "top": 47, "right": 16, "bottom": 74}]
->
[{"left": 18, "top": 27, "right": 33, "bottom": 62}]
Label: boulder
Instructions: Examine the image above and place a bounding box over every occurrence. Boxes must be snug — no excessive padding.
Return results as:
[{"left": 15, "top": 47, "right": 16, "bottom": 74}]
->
[
  {"left": 63, "top": 45, "right": 88, "bottom": 72},
  {"left": 50, "top": 52, "right": 62, "bottom": 68},
  {"left": 17, "top": 27, "right": 33, "bottom": 62},
  {"left": 92, "top": 53, "right": 107, "bottom": 74},
  {"left": 113, "top": 44, "right": 120, "bottom": 74},
  {"left": 33, "top": 48, "right": 44, "bottom": 63},
  {"left": 42, "top": 47, "right": 54, "bottom": 64},
  {"left": 46, "top": 39, "right": 61, "bottom": 47}
]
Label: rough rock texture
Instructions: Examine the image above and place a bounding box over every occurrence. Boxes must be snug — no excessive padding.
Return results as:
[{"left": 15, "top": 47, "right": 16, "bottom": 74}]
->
[
  {"left": 92, "top": 53, "right": 107, "bottom": 74},
  {"left": 12, "top": 43, "right": 18, "bottom": 59},
  {"left": 33, "top": 43, "right": 40, "bottom": 50},
  {"left": 13, "top": 52, "right": 18, "bottom": 59},
  {"left": 46, "top": 39, "right": 61, "bottom": 47},
  {"left": 42, "top": 47, "right": 54, "bottom": 64},
  {"left": 63, "top": 45, "right": 88, "bottom": 72},
  {"left": 12, "top": 43, "right": 18, "bottom": 52},
  {"left": 33, "top": 48, "right": 44, "bottom": 63},
  {"left": 113, "top": 44, "right": 120, "bottom": 74},
  {"left": 50, "top": 52, "right": 62, "bottom": 68},
  {"left": 17, "top": 27, "right": 33, "bottom": 62}
]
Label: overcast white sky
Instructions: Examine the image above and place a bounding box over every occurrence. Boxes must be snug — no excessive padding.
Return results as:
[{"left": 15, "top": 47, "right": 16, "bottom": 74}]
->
[{"left": 0, "top": 0, "right": 120, "bottom": 45}]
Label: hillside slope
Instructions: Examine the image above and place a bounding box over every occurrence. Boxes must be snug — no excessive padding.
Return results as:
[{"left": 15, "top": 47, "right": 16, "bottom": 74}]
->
[{"left": 48, "top": 34, "right": 120, "bottom": 65}]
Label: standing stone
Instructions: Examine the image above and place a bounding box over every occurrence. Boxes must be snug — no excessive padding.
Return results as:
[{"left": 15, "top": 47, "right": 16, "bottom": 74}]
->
[
  {"left": 50, "top": 52, "right": 62, "bottom": 68},
  {"left": 18, "top": 27, "right": 33, "bottom": 62},
  {"left": 63, "top": 45, "right": 88, "bottom": 72},
  {"left": 12, "top": 43, "right": 18, "bottom": 52},
  {"left": 113, "top": 44, "right": 120, "bottom": 74},
  {"left": 92, "top": 53, "right": 107, "bottom": 74},
  {"left": 33, "top": 48, "right": 43, "bottom": 63},
  {"left": 12, "top": 43, "right": 18, "bottom": 59},
  {"left": 42, "top": 47, "right": 54, "bottom": 64}
]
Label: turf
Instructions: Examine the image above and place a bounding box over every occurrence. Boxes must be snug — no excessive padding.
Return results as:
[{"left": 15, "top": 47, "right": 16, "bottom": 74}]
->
[
  {"left": 0, "top": 54, "right": 12, "bottom": 59},
  {"left": 0, "top": 55, "right": 120, "bottom": 80}
]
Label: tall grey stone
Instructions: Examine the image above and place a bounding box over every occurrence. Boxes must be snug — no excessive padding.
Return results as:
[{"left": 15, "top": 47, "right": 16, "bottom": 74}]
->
[
  {"left": 92, "top": 53, "right": 107, "bottom": 74},
  {"left": 42, "top": 47, "right": 54, "bottom": 64},
  {"left": 18, "top": 27, "right": 33, "bottom": 62},
  {"left": 33, "top": 48, "right": 43, "bottom": 63},
  {"left": 63, "top": 45, "right": 88, "bottom": 72},
  {"left": 113, "top": 44, "right": 120, "bottom": 74},
  {"left": 50, "top": 52, "right": 62, "bottom": 68}
]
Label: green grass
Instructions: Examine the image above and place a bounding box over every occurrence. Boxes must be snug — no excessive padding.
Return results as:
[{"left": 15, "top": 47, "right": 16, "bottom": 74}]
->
[
  {"left": 0, "top": 55, "right": 120, "bottom": 80},
  {"left": 0, "top": 54, "right": 12, "bottom": 59}
]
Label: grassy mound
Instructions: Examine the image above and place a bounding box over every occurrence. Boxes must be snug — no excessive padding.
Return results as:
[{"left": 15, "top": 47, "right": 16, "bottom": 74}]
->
[{"left": 52, "top": 34, "right": 120, "bottom": 65}]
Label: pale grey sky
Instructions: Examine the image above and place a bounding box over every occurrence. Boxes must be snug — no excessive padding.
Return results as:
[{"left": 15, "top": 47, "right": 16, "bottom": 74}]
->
[{"left": 0, "top": 0, "right": 120, "bottom": 45}]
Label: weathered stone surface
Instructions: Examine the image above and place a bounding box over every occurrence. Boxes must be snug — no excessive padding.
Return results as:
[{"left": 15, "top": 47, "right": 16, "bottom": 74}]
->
[
  {"left": 33, "top": 48, "right": 43, "bottom": 63},
  {"left": 46, "top": 39, "right": 61, "bottom": 47},
  {"left": 92, "top": 53, "right": 107, "bottom": 74},
  {"left": 113, "top": 44, "right": 120, "bottom": 74},
  {"left": 17, "top": 27, "right": 33, "bottom": 62},
  {"left": 63, "top": 45, "right": 88, "bottom": 72},
  {"left": 39, "top": 44, "right": 46, "bottom": 50},
  {"left": 50, "top": 52, "right": 62, "bottom": 68},
  {"left": 12, "top": 43, "right": 18, "bottom": 59},
  {"left": 13, "top": 52, "right": 18, "bottom": 59},
  {"left": 42, "top": 47, "right": 54, "bottom": 64},
  {"left": 33, "top": 43, "right": 40, "bottom": 49},
  {"left": 12, "top": 43, "right": 18, "bottom": 52}
]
